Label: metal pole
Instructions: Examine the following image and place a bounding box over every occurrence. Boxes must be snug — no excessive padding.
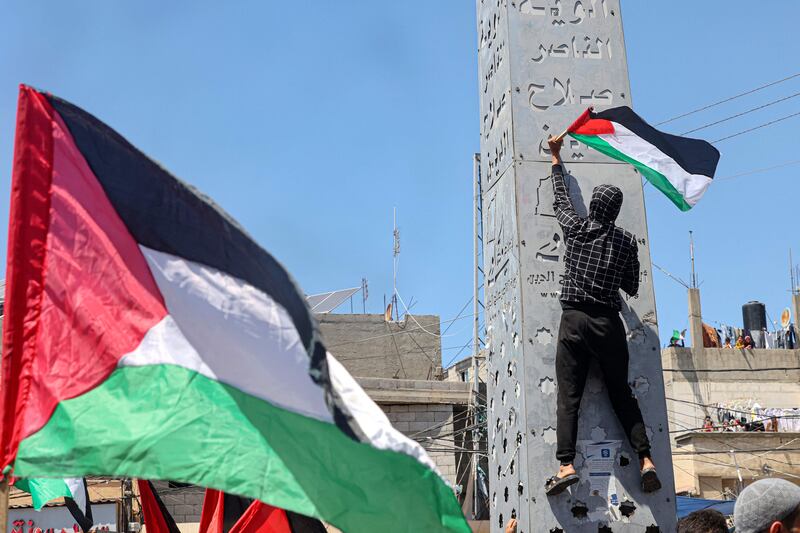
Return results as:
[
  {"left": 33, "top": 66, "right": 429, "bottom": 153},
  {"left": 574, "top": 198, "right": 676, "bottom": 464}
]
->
[
  {"left": 392, "top": 208, "right": 399, "bottom": 321},
  {"left": 790, "top": 249, "right": 796, "bottom": 295},
  {"left": 0, "top": 477, "right": 8, "bottom": 533},
  {"left": 731, "top": 451, "right": 743, "bottom": 495},
  {"left": 471, "top": 153, "right": 481, "bottom": 519},
  {"left": 472, "top": 154, "right": 480, "bottom": 381},
  {"left": 689, "top": 231, "right": 697, "bottom": 289}
]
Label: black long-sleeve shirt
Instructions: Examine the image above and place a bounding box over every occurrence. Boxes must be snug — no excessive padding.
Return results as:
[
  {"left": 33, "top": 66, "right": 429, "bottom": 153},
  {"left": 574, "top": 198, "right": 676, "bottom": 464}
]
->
[{"left": 551, "top": 164, "right": 639, "bottom": 310}]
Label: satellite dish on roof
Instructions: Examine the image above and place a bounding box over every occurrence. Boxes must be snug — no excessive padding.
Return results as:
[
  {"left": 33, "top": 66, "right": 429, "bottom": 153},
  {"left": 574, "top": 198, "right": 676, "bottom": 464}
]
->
[{"left": 781, "top": 307, "right": 792, "bottom": 329}]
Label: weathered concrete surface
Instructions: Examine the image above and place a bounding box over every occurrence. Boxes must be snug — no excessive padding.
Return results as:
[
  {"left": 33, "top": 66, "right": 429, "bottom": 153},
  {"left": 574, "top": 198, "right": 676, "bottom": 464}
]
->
[
  {"left": 673, "top": 432, "right": 800, "bottom": 498},
  {"left": 664, "top": 345, "right": 800, "bottom": 496},
  {"left": 477, "top": 1, "right": 675, "bottom": 530},
  {"left": 318, "top": 314, "right": 442, "bottom": 380},
  {"left": 688, "top": 288, "right": 703, "bottom": 348},
  {"left": 444, "top": 350, "right": 487, "bottom": 383},
  {"left": 356, "top": 376, "right": 471, "bottom": 404}
]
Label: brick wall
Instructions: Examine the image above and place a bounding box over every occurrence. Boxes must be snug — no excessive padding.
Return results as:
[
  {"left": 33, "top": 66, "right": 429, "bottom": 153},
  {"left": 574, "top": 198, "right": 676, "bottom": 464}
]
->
[
  {"left": 382, "top": 403, "right": 459, "bottom": 484},
  {"left": 150, "top": 481, "right": 205, "bottom": 524}
]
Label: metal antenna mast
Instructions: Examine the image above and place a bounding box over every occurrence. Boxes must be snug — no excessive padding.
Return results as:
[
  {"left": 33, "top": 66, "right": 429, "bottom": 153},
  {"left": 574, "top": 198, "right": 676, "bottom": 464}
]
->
[
  {"left": 791, "top": 249, "right": 797, "bottom": 296},
  {"left": 392, "top": 208, "right": 400, "bottom": 321},
  {"left": 689, "top": 230, "right": 697, "bottom": 289}
]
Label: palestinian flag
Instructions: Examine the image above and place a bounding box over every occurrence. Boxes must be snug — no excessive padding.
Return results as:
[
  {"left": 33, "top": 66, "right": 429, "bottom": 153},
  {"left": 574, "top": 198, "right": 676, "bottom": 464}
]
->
[
  {"left": 567, "top": 106, "right": 721, "bottom": 211},
  {"left": 15, "top": 477, "right": 93, "bottom": 532},
  {"left": 1, "top": 86, "right": 469, "bottom": 533}
]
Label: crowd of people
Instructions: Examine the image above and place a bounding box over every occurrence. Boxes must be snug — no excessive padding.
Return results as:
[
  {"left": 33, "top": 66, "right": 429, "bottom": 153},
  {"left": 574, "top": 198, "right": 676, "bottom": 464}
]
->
[
  {"left": 667, "top": 326, "right": 798, "bottom": 350},
  {"left": 505, "top": 479, "right": 800, "bottom": 532},
  {"left": 676, "top": 478, "right": 800, "bottom": 533}
]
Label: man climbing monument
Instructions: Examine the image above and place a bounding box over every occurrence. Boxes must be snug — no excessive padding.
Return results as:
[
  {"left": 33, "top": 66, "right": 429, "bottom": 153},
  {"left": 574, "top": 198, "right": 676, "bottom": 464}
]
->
[{"left": 544, "top": 135, "right": 661, "bottom": 497}]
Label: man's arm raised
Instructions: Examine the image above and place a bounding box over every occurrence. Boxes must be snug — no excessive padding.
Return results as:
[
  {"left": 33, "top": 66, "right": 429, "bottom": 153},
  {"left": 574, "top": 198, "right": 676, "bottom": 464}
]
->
[{"left": 549, "top": 136, "right": 581, "bottom": 233}]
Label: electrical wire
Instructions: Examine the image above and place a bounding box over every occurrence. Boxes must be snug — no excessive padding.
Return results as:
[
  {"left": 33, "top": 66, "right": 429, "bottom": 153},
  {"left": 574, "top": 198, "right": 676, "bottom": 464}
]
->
[
  {"left": 715, "top": 159, "right": 800, "bottom": 182},
  {"left": 663, "top": 366, "right": 800, "bottom": 373},
  {"left": 668, "top": 419, "right": 800, "bottom": 468},
  {"left": 396, "top": 290, "right": 444, "bottom": 338},
  {"left": 711, "top": 110, "right": 800, "bottom": 144},
  {"left": 681, "top": 90, "right": 800, "bottom": 135},
  {"left": 667, "top": 397, "right": 800, "bottom": 419},
  {"left": 656, "top": 72, "right": 800, "bottom": 126},
  {"left": 327, "top": 312, "right": 476, "bottom": 348}
]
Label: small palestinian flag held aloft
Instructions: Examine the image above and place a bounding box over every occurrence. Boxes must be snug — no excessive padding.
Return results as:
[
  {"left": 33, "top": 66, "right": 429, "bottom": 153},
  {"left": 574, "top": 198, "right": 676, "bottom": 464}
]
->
[
  {"left": 0, "top": 86, "right": 469, "bottom": 533},
  {"left": 15, "top": 477, "right": 93, "bottom": 532},
  {"left": 567, "top": 106, "right": 721, "bottom": 211}
]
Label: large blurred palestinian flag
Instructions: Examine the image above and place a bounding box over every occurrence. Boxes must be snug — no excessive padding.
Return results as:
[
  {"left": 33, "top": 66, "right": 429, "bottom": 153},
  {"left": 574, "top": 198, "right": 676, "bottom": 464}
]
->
[{"left": 0, "top": 86, "right": 469, "bottom": 533}]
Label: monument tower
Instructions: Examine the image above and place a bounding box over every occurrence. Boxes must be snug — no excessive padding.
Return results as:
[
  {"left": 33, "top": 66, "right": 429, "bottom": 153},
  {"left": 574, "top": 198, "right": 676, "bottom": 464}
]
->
[{"left": 477, "top": 1, "right": 677, "bottom": 531}]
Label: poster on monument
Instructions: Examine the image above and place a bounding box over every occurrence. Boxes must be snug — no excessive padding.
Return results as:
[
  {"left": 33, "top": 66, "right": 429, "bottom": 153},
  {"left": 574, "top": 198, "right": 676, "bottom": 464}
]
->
[{"left": 582, "top": 440, "right": 620, "bottom": 502}]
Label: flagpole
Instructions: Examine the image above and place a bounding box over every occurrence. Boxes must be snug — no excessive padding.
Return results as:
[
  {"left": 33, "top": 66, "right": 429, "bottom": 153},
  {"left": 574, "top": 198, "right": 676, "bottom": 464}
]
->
[{"left": 0, "top": 476, "right": 9, "bottom": 533}]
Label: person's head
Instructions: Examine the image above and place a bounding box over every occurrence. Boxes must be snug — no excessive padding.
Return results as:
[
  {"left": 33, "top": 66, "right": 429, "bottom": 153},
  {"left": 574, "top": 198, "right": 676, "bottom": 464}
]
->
[
  {"left": 746, "top": 335, "right": 753, "bottom": 343},
  {"left": 734, "top": 478, "right": 800, "bottom": 532},
  {"left": 589, "top": 184, "right": 623, "bottom": 224},
  {"left": 677, "top": 508, "right": 728, "bottom": 533},
  {"left": 738, "top": 336, "right": 744, "bottom": 342},
  {"left": 725, "top": 337, "right": 732, "bottom": 345}
]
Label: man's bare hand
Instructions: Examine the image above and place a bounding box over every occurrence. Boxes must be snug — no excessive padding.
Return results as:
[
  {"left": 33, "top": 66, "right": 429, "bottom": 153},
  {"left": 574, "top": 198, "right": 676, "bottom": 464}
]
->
[
  {"left": 505, "top": 518, "right": 517, "bottom": 533},
  {"left": 548, "top": 135, "right": 563, "bottom": 165}
]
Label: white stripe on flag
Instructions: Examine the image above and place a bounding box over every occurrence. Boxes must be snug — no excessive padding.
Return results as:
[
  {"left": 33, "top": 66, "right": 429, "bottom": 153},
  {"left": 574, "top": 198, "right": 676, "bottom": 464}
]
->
[
  {"left": 131, "top": 246, "right": 332, "bottom": 422},
  {"left": 601, "top": 123, "right": 713, "bottom": 206},
  {"left": 65, "top": 478, "right": 87, "bottom": 514},
  {"left": 130, "top": 247, "right": 445, "bottom": 479}
]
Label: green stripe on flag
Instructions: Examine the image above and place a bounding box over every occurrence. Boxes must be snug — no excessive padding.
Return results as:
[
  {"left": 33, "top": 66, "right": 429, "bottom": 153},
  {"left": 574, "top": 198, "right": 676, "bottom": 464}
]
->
[
  {"left": 570, "top": 133, "right": 692, "bottom": 211},
  {"left": 15, "top": 477, "right": 72, "bottom": 510},
  {"left": 15, "top": 365, "right": 469, "bottom": 533}
]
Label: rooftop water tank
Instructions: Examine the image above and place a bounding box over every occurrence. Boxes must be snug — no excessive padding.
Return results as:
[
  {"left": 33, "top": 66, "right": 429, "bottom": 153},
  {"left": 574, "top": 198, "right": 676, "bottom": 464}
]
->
[{"left": 742, "top": 301, "right": 767, "bottom": 333}]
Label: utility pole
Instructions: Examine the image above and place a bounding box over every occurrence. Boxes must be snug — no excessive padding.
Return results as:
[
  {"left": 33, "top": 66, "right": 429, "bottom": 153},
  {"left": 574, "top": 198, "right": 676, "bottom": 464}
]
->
[
  {"left": 0, "top": 477, "right": 8, "bottom": 533},
  {"left": 472, "top": 154, "right": 481, "bottom": 393},
  {"left": 730, "top": 451, "right": 743, "bottom": 495},
  {"left": 471, "top": 153, "right": 481, "bottom": 519},
  {"left": 120, "top": 478, "right": 133, "bottom": 533}
]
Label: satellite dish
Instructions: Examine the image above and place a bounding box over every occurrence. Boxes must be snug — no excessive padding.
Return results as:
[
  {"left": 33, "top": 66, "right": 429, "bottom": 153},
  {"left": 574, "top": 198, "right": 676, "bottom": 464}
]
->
[{"left": 781, "top": 307, "right": 792, "bottom": 329}]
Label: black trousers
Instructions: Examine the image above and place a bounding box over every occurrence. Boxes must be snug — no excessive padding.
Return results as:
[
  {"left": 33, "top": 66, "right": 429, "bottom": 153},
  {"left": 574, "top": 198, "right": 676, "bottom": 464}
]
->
[{"left": 555, "top": 304, "right": 651, "bottom": 465}]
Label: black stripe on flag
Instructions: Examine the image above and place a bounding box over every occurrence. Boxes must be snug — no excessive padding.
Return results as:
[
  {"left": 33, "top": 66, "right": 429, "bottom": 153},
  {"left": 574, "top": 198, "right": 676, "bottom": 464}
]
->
[
  {"left": 42, "top": 91, "right": 363, "bottom": 442},
  {"left": 45, "top": 94, "right": 316, "bottom": 352},
  {"left": 594, "top": 106, "right": 720, "bottom": 178},
  {"left": 64, "top": 480, "right": 93, "bottom": 533}
]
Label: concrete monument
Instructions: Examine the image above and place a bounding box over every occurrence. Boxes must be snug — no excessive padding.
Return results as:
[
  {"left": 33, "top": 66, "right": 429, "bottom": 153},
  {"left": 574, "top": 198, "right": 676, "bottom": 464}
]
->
[{"left": 477, "top": 1, "right": 677, "bottom": 531}]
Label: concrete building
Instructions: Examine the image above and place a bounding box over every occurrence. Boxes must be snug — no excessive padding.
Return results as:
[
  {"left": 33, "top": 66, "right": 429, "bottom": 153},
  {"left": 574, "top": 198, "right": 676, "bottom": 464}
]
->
[
  {"left": 317, "top": 313, "right": 444, "bottom": 380},
  {"left": 664, "top": 289, "right": 800, "bottom": 498},
  {"left": 320, "top": 312, "right": 473, "bottom": 488},
  {"left": 444, "top": 350, "right": 486, "bottom": 384}
]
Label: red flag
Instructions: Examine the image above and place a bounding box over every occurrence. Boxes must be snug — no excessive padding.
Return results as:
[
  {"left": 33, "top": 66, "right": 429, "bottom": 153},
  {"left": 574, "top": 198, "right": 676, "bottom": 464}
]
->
[
  {"left": 200, "top": 489, "right": 291, "bottom": 533},
  {"left": 137, "top": 480, "right": 181, "bottom": 533}
]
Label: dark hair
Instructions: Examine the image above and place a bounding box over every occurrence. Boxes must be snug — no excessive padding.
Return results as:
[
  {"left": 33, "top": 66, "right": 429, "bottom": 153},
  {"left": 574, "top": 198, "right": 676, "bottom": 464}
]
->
[
  {"left": 677, "top": 509, "right": 728, "bottom": 533},
  {"left": 779, "top": 503, "right": 800, "bottom": 530}
]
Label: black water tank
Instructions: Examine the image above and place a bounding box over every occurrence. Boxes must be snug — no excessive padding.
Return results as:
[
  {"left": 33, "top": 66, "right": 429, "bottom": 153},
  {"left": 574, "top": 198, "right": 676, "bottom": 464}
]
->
[{"left": 742, "top": 301, "right": 767, "bottom": 332}]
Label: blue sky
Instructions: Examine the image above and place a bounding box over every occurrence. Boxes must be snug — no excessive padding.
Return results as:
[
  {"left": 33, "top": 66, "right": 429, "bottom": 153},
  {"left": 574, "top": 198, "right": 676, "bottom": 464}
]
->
[{"left": 1, "top": 1, "right": 798, "bottom": 362}]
